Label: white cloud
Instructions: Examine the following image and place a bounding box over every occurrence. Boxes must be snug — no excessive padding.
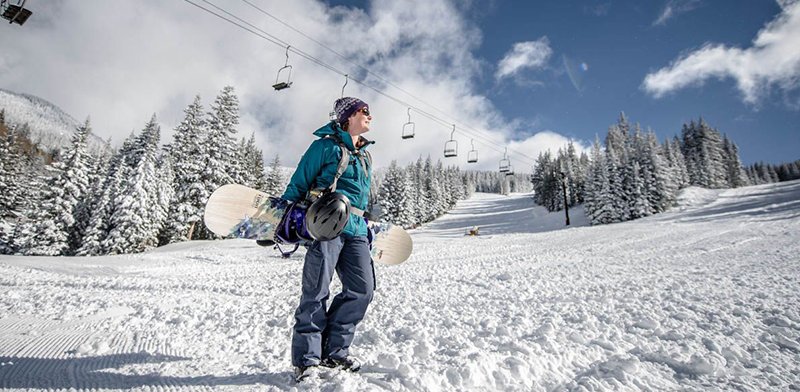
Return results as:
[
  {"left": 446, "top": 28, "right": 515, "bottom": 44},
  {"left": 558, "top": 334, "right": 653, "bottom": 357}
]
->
[
  {"left": 653, "top": 0, "right": 701, "bottom": 26},
  {"left": 643, "top": 1, "right": 800, "bottom": 105},
  {"left": 0, "top": 0, "right": 574, "bottom": 172},
  {"left": 495, "top": 38, "right": 553, "bottom": 81}
]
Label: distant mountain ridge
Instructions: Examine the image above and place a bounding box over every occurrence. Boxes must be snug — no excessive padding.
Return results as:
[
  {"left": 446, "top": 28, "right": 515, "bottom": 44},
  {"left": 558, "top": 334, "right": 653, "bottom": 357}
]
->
[{"left": 0, "top": 88, "right": 108, "bottom": 154}]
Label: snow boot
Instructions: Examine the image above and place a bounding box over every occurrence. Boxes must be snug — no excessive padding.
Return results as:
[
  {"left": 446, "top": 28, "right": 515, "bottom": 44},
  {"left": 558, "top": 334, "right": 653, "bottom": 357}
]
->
[
  {"left": 320, "top": 357, "right": 361, "bottom": 372},
  {"left": 293, "top": 365, "right": 319, "bottom": 382}
]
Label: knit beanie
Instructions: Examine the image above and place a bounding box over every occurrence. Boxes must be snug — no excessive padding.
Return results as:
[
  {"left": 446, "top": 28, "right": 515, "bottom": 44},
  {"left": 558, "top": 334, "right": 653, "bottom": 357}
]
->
[{"left": 333, "top": 97, "right": 368, "bottom": 125}]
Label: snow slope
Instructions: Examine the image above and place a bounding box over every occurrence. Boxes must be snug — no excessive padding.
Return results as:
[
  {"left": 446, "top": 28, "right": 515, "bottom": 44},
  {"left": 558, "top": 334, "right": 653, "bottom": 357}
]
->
[{"left": 1, "top": 181, "right": 799, "bottom": 391}]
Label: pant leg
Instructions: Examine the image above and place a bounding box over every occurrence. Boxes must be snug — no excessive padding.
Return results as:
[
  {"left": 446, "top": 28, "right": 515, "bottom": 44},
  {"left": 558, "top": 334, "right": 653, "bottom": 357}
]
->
[
  {"left": 322, "top": 236, "right": 375, "bottom": 360},
  {"left": 291, "top": 237, "right": 343, "bottom": 367}
]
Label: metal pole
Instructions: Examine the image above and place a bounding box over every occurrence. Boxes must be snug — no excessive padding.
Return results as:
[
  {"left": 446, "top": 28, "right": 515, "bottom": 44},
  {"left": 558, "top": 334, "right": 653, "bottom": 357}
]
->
[{"left": 560, "top": 171, "right": 570, "bottom": 226}]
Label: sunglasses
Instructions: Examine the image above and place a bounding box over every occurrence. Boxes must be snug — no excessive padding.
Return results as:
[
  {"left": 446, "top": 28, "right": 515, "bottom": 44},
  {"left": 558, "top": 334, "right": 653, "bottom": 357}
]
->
[{"left": 358, "top": 107, "right": 371, "bottom": 116}]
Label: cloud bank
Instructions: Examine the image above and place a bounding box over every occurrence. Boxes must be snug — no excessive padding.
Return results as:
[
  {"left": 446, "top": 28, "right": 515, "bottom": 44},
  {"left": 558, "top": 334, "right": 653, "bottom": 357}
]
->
[{"left": 643, "top": 1, "right": 800, "bottom": 105}]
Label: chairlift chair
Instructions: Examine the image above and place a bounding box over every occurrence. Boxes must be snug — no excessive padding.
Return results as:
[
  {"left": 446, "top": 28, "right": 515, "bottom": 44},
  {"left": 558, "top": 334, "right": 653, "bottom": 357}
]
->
[
  {"left": 499, "top": 147, "right": 510, "bottom": 172},
  {"left": 505, "top": 165, "right": 515, "bottom": 176},
  {"left": 1, "top": 0, "right": 32, "bottom": 25},
  {"left": 443, "top": 125, "right": 458, "bottom": 158},
  {"left": 401, "top": 108, "right": 415, "bottom": 139},
  {"left": 467, "top": 139, "right": 478, "bottom": 163},
  {"left": 272, "top": 46, "right": 293, "bottom": 91}
]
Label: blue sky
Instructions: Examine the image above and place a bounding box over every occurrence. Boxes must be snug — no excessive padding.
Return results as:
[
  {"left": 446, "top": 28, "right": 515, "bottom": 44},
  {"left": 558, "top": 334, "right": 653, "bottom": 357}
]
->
[
  {"left": 466, "top": 0, "right": 798, "bottom": 165},
  {"left": 1, "top": 0, "right": 797, "bottom": 170}
]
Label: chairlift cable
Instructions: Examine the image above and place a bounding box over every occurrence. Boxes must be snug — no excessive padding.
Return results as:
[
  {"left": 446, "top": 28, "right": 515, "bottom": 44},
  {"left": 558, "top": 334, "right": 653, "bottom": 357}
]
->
[
  {"left": 184, "top": 0, "right": 539, "bottom": 167},
  {"left": 238, "top": 0, "right": 537, "bottom": 164}
]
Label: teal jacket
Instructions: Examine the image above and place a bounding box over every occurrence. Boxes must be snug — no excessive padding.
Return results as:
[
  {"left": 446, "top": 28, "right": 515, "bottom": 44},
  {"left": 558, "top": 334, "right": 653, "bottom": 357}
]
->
[{"left": 281, "top": 121, "right": 373, "bottom": 237}]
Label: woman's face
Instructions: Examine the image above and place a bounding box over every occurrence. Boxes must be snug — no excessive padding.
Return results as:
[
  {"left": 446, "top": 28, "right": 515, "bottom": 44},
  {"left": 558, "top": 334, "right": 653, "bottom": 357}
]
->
[{"left": 347, "top": 106, "right": 372, "bottom": 135}]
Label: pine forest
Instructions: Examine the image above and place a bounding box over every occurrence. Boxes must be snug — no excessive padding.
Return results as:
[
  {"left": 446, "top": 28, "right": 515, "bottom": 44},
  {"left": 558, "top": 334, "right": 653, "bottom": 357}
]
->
[{"left": 1, "top": 89, "right": 798, "bottom": 256}]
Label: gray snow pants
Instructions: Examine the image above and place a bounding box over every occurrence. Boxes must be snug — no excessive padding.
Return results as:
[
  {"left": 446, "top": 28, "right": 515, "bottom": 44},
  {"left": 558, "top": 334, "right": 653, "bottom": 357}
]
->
[{"left": 291, "top": 235, "right": 375, "bottom": 367}]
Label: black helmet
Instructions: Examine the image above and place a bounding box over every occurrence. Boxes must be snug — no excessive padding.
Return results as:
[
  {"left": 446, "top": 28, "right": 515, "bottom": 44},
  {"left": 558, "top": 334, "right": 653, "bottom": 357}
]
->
[{"left": 305, "top": 192, "right": 351, "bottom": 241}]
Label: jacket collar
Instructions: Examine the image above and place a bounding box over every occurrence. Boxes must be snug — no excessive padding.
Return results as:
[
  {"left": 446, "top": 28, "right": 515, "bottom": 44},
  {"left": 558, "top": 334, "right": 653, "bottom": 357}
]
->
[{"left": 313, "top": 121, "right": 374, "bottom": 152}]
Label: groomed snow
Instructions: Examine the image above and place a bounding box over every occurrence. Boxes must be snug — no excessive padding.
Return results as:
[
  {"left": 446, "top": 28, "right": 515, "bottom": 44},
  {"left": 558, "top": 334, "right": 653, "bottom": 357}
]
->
[{"left": 1, "top": 180, "right": 799, "bottom": 391}]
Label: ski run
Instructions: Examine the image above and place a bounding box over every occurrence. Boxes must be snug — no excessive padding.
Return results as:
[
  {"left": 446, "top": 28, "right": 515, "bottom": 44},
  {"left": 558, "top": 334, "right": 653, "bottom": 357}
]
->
[{"left": 1, "top": 180, "right": 799, "bottom": 391}]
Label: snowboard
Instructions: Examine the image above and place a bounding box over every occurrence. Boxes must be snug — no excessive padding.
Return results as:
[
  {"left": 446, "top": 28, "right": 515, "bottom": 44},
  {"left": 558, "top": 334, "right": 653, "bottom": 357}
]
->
[{"left": 203, "top": 184, "right": 413, "bottom": 265}]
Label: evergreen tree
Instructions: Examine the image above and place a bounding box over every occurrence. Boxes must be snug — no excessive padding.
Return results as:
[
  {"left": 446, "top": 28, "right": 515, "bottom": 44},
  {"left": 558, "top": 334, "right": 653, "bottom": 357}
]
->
[
  {"left": 379, "top": 161, "right": 415, "bottom": 228},
  {"left": 682, "top": 118, "right": 727, "bottom": 188},
  {"left": 241, "top": 133, "right": 267, "bottom": 190},
  {"left": 103, "top": 115, "right": 163, "bottom": 254},
  {"left": 206, "top": 85, "right": 240, "bottom": 185},
  {"left": 193, "top": 87, "right": 241, "bottom": 239},
  {"left": 16, "top": 120, "right": 93, "bottom": 255},
  {"left": 722, "top": 135, "right": 748, "bottom": 187},
  {"left": 0, "top": 121, "right": 22, "bottom": 218},
  {"left": 77, "top": 133, "right": 138, "bottom": 255},
  {"left": 155, "top": 154, "right": 176, "bottom": 246},
  {"left": 264, "top": 155, "right": 285, "bottom": 195},
  {"left": 584, "top": 137, "right": 615, "bottom": 225},
  {"left": 165, "top": 96, "right": 208, "bottom": 242}
]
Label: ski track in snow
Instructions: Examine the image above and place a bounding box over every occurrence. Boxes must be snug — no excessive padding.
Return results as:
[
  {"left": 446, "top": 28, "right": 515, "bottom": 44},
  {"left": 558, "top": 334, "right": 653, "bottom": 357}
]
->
[{"left": 1, "top": 181, "right": 799, "bottom": 391}]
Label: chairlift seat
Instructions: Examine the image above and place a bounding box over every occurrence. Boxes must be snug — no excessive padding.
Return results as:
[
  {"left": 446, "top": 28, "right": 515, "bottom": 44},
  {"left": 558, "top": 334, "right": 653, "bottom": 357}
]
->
[
  {"left": 273, "top": 64, "right": 292, "bottom": 91},
  {"left": 272, "top": 81, "right": 292, "bottom": 91},
  {"left": 2, "top": 4, "right": 32, "bottom": 25},
  {"left": 402, "top": 122, "right": 415, "bottom": 139},
  {"left": 499, "top": 158, "right": 510, "bottom": 172},
  {"left": 467, "top": 150, "right": 478, "bottom": 163},
  {"left": 443, "top": 140, "right": 458, "bottom": 157}
]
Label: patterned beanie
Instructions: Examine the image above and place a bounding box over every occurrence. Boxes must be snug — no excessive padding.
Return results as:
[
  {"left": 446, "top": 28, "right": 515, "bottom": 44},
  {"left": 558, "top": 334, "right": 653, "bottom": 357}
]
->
[{"left": 333, "top": 97, "right": 368, "bottom": 125}]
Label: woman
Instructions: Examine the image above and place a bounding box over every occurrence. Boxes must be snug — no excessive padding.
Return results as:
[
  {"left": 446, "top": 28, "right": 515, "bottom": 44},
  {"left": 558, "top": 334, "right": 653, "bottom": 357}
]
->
[{"left": 280, "top": 97, "right": 375, "bottom": 382}]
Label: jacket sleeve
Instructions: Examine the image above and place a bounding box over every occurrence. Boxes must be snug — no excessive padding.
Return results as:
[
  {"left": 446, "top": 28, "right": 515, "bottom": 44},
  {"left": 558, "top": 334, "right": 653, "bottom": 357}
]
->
[{"left": 281, "top": 139, "right": 337, "bottom": 202}]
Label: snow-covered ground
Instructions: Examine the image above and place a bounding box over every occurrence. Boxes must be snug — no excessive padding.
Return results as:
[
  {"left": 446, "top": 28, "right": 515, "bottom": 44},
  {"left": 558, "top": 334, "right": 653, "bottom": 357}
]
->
[{"left": 1, "top": 181, "right": 799, "bottom": 391}]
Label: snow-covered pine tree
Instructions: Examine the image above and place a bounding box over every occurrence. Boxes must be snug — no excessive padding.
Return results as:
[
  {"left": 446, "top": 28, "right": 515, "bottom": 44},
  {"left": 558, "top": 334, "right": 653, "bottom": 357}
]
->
[
  {"left": 77, "top": 133, "right": 138, "bottom": 255},
  {"left": 379, "top": 161, "right": 415, "bottom": 228},
  {"left": 411, "top": 157, "right": 428, "bottom": 226},
  {"left": 585, "top": 137, "right": 616, "bottom": 225},
  {"left": 0, "top": 115, "right": 20, "bottom": 254},
  {"left": 644, "top": 130, "right": 675, "bottom": 212},
  {"left": 71, "top": 134, "right": 112, "bottom": 253},
  {"left": 241, "top": 133, "right": 267, "bottom": 190},
  {"left": 682, "top": 118, "right": 727, "bottom": 188},
  {"left": 16, "top": 119, "right": 93, "bottom": 256},
  {"left": 0, "top": 120, "right": 22, "bottom": 219},
  {"left": 722, "top": 135, "right": 748, "bottom": 188},
  {"left": 155, "top": 154, "right": 175, "bottom": 246},
  {"left": 422, "top": 156, "right": 441, "bottom": 222},
  {"left": 665, "top": 137, "right": 690, "bottom": 190},
  {"left": 76, "top": 164, "right": 123, "bottom": 256},
  {"left": 206, "top": 86, "right": 241, "bottom": 185},
  {"left": 628, "top": 161, "right": 649, "bottom": 219},
  {"left": 163, "top": 96, "right": 207, "bottom": 242},
  {"left": 607, "top": 121, "right": 634, "bottom": 220},
  {"left": 264, "top": 154, "right": 285, "bottom": 195},
  {"left": 103, "top": 115, "right": 163, "bottom": 254}
]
